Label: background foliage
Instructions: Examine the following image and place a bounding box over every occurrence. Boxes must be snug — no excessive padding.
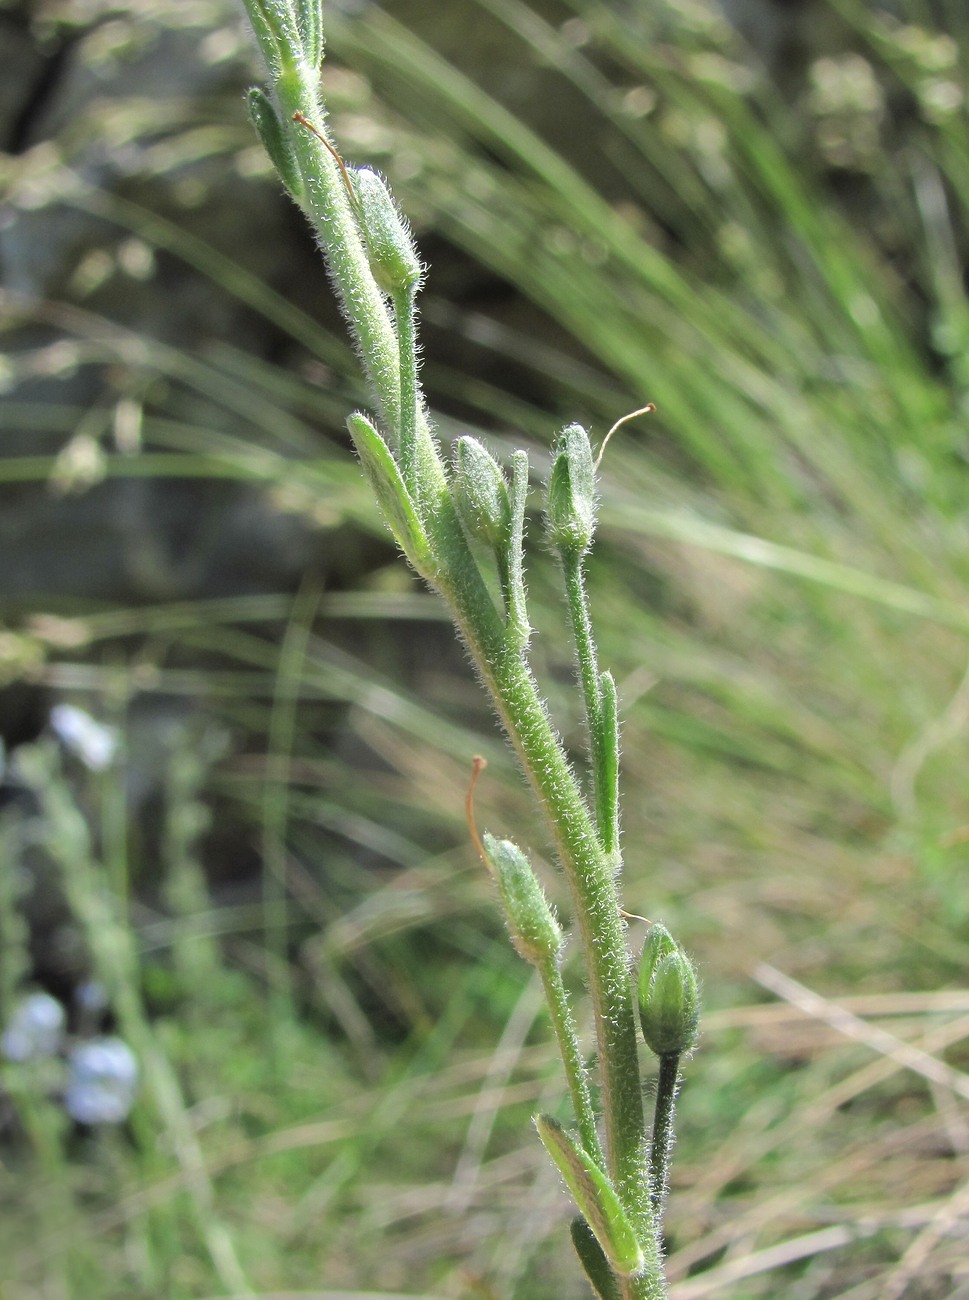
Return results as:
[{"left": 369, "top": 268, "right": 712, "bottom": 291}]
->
[{"left": 2, "top": 0, "right": 969, "bottom": 1296}]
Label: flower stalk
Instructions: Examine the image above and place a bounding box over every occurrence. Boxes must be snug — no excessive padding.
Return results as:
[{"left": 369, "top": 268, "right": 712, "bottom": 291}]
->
[{"left": 237, "top": 4, "right": 698, "bottom": 1293}]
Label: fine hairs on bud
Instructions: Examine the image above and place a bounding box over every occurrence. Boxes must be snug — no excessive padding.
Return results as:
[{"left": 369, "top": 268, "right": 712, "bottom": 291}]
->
[
  {"left": 483, "top": 833, "right": 562, "bottom": 965},
  {"left": 351, "top": 167, "right": 423, "bottom": 296},
  {"left": 546, "top": 423, "right": 597, "bottom": 557},
  {"left": 637, "top": 923, "right": 700, "bottom": 1058},
  {"left": 453, "top": 436, "right": 512, "bottom": 552}
]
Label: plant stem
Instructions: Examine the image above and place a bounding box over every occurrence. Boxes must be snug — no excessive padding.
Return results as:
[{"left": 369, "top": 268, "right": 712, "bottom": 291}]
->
[
  {"left": 561, "top": 550, "right": 614, "bottom": 857},
  {"left": 275, "top": 72, "right": 402, "bottom": 431},
  {"left": 393, "top": 285, "right": 419, "bottom": 491},
  {"left": 461, "top": 625, "right": 645, "bottom": 1195},
  {"left": 649, "top": 1053, "right": 681, "bottom": 1224},
  {"left": 537, "top": 953, "right": 602, "bottom": 1168}
]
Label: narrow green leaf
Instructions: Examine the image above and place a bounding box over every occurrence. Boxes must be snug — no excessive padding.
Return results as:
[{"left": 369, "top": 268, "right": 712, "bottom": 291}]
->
[
  {"left": 346, "top": 412, "right": 435, "bottom": 579},
  {"left": 570, "top": 1216, "right": 621, "bottom": 1300},
  {"left": 535, "top": 1114, "right": 644, "bottom": 1278},
  {"left": 246, "top": 88, "right": 303, "bottom": 200}
]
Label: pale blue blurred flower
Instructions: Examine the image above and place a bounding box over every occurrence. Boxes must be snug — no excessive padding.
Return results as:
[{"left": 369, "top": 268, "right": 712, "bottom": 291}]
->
[
  {"left": 74, "top": 981, "right": 110, "bottom": 1015},
  {"left": 50, "top": 704, "right": 119, "bottom": 771},
  {"left": 1, "top": 991, "right": 66, "bottom": 1062},
  {"left": 64, "top": 1037, "right": 139, "bottom": 1124}
]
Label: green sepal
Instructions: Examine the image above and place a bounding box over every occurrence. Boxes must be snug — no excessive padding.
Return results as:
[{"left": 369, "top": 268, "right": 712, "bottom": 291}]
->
[
  {"left": 293, "top": 0, "right": 323, "bottom": 68},
  {"left": 570, "top": 1216, "right": 621, "bottom": 1300},
  {"left": 534, "top": 1114, "right": 645, "bottom": 1278},
  {"left": 243, "top": 0, "right": 301, "bottom": 73},
  {"left": 453, "top": 437, "right": 511, "bottom": 552},
  {"left": 546, "top": 423, "right": 596, "bottom": 557},
  {"left": 637, "top": 923, "right": 700, "bottom": 1057},
  {"left": 240, "top": 0, "right": 282, "bottom": 76},
  {"left": 351, "top": 167, "right": 422, "bottom": 296},
  {"left": 346, "top": 412, "right": 435, "bottom": 579},
  {"left": 482, "top": 833, "right": 561, "bottom": 965},
  {"left": 246, "top": 88, "right": 303, "bottom": 200}
]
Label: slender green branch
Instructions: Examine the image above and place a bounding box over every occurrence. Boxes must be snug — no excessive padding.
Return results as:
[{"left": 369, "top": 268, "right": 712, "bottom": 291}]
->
[
  {"left": 537, "top": 954, "right": 603, "bottom": 1169},
  {"left": 561, "top": 549, "right": 611, "bottom": 846},
  {"left": 504, "top": 449, "right": 531, "bottom": 649},
  {"left": 465, "top": 627, "right": 649, "bottom": 1228},
  {"left": 649, "top": 1053, "right": 681, "bottom": 1224},
  {"left": 599, "top": 670, "right": 621, "bottom": 860},
  {"left": 392, "top": 285, "right": 419, "bottom": 491},
  {"left": 277, "top": 78, "right": 402, "bottom": 430}
]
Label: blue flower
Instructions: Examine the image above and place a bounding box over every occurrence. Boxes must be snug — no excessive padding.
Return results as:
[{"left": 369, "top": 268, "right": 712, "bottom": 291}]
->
[
  {"left": 64, "top": 1037, "right": 139, "bottom": 1124},
  {"left": 1, "top": 992, "right": 66, "bottom": 1062}
]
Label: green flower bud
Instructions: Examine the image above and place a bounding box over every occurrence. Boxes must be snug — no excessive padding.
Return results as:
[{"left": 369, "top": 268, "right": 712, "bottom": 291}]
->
[
  {"left": 453, "top": 437, "right": 512, "bottom": 551},
  {"left": 351, "top": 167, "right": 422, "bottom": 296},
  {"left": 483, "top": 833, "right": 562, "bottom": 965},
  {"left": 637, "top": 923, "right": 699, "bottom": 1057},
  {"left": 545, "top": 423, "right": 596, "bottom": 556},
  {"left": 246, "top": 88, "right": 303, "bottom": 200}
]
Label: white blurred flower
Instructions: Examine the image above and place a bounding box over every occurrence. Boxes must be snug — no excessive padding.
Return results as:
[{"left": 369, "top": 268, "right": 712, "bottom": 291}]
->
[
  {"left": 1, "top": 991, "right": 66, "bottom": 1062},
  {"left": 65, "top": 1037, "right": 139, "bottom": 1124},
  {"left": 50, "top": 704, "right": 119, "bottom": 771}
]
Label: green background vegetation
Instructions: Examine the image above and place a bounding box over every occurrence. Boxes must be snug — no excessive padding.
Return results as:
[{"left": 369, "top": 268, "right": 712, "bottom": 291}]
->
[{"left": 1, "top": 0, "right": 968, "bottom": 1296}]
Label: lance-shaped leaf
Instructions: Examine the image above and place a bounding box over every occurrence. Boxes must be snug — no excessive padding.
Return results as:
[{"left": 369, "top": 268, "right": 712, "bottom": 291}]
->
[
  {"left": 346, "top": 412, "right": 435, "bottom": 579},
  {"left": 570, "top": 1216, "right": 621, "bottom": 1300},
  {"left": 534, "top": 1114, "right": 644, "bottom": 1278},
  {"left": 246, "top": 88, "right": 303, "bottom": 200}
]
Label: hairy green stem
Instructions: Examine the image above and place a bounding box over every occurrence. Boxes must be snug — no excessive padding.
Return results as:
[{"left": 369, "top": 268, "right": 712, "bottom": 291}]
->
[
  {"left": 437, "top": 545, "right": 647, "bottom": 1205},
  {"left": 393, "top": 285, "right": 419, "bottom": 491},
  {"left": 537, "top": 954, "right": 603, "bottom": 1169},
  {"left": 275, "top": 72, "right": 402, "bottom": 430},
  {"left": 562, "top": 550, "right": 619, "bottom": 866},
  {"left": 237, "top": 9, "right": 680, "bottom": 1292},
  {"left": 649, "top": 1053, "right": 681, "bottom": 1226}
]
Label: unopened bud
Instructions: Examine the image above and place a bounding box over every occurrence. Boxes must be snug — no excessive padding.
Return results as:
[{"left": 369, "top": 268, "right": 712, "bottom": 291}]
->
[
  {"left": 483, "top": 833, "right": 562, "bottom": 965},
  {"left": 637, "top": 923, "right": 699, "bottom": 1057},
  {"left": 545, "top": 424, "right": 596, "bottom": 556},
  {"left": 454, "top": 437, "right": 512, "bottom": 551},
  {"left": 352, "top": 167, "right": 422, "bottom": 295}
]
